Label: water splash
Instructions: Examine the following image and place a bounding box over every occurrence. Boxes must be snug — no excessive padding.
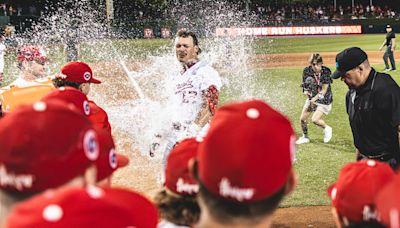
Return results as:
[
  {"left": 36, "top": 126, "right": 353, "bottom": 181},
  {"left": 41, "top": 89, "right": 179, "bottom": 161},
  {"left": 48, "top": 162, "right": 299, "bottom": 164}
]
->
[{"left": 9, "top": 0, "right": 267, "bottom": 191}]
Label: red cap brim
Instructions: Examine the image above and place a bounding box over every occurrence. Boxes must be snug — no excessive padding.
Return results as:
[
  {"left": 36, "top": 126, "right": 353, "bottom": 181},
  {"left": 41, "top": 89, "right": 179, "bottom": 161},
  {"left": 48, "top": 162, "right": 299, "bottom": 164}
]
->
[
  {"left": 117, "top": 154, "right": 129, "bottom": 168},
  {"left": 90, "top": 78, "right": 102, "bottom": 84}
]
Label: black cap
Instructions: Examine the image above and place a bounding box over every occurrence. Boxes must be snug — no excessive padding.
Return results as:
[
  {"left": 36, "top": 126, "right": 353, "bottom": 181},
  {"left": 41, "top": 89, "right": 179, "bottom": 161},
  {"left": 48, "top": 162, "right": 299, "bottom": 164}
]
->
[
  {"left": 331, "top": 47, "right": 368, "bottom": 79},
  {"left": 387, "top": 24, "right": 392, "bottom": 29}
]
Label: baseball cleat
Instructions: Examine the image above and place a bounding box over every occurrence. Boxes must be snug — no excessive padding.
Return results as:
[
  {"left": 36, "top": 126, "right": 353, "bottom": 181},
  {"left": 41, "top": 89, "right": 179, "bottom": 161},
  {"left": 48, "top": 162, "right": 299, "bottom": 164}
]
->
[
  {"left": 323, "top": 126, "right": 332, "bottom": 143},
  {"left": 296, "top": 136, "right": 310, "bottom": 144}
]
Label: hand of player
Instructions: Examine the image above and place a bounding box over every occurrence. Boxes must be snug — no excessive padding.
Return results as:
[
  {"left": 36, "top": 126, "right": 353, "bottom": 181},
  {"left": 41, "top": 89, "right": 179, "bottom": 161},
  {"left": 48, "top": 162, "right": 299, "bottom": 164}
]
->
[
  {"left": 310, "top": 96, "right": 318, "bottom": 103},
  {"left": 149, "top": 134, "right": 163, "bottom": 157}
]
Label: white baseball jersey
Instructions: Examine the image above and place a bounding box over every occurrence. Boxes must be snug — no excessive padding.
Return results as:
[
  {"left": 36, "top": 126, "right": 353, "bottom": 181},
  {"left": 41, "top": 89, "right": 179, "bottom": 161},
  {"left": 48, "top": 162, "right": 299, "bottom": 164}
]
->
[{"left": 172, "top": 60, "right": 222, "bottom": 124}]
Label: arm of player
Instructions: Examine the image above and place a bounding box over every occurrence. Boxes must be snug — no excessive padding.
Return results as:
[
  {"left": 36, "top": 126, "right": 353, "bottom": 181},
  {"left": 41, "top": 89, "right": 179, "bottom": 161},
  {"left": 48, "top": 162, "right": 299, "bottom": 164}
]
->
[
  {"left": 194, "top": 85, "right": 219, "bottom": 127},
  {"left": 379, "top": 40, "right": 386, "bottom": 51}
]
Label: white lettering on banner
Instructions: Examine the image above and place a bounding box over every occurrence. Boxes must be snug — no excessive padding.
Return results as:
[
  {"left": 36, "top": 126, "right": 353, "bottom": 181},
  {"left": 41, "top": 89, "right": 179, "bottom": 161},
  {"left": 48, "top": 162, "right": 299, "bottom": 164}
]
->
[
  {"left": 0, "top": 165, "right": 34, "bottom": 190},
  {"left": 215, "top": 26, "right": 362, "bottom": 36},
  {"left": 176, "top": 178, "right": 199, "bottom": 194},
  {"left": 262, "top": 27, "right": 268, "bottom": 35},
  {"left": 253, "top": 27, "right": 262, "bottom": 36},
  {"left": 219, "top": 177, "right": 254, "bottom": 202}
]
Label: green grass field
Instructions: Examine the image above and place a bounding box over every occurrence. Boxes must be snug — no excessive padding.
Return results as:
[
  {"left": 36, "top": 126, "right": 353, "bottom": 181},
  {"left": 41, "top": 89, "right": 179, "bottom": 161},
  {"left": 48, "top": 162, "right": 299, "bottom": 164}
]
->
[{"left": 2, "top": 34, "right": 399, "bottom": 207}]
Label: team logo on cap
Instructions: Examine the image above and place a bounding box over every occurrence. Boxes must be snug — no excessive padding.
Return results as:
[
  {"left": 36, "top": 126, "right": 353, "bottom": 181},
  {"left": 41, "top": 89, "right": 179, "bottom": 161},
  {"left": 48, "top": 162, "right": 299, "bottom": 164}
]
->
[
  {"left": 176, "top": 178, "right": 199, "bottom": 194},
  {"left": 108, "top": 149, "right": 117, "bottom": 169},
  {"left": 83, "top": 72, "right": 91, "bottom": 81},
  {"left": 83, "top": 130, "right": 99, "bottom": 161},
  {"left": 83, "top": 100, "right": 90, "bottom": 116},
  {"left": 219, "top": 177, "right": 254, "bottom": 202}
]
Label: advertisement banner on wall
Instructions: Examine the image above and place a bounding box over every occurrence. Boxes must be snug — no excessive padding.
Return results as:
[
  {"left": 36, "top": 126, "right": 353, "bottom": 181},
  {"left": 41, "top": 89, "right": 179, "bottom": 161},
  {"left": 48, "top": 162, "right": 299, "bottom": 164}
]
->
[
  {"left": 144, "top": 28, "right": 154, "bottom": 38},
  {"left": 215, "top": 25, "right": 362, "bottom": 36}
]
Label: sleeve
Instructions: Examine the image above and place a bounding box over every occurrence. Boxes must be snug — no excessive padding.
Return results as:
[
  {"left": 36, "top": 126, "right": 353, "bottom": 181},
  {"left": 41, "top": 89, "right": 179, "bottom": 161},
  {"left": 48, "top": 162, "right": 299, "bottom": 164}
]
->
[
  {"left": 198, "top": 66, "right": 222, "bottom": 91},
  {"left": 202, "top": 85, "right": 219, "bottom": 114},
  {"left": 320, "top": 67, "right": 332, "bottom": 84}
]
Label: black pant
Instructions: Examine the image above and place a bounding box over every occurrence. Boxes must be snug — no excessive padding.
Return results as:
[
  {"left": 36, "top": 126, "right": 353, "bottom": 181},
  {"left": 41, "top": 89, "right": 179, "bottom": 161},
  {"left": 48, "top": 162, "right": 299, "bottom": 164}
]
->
[{"left": 384, "top": 47, "right": 396, "bottom": 70}]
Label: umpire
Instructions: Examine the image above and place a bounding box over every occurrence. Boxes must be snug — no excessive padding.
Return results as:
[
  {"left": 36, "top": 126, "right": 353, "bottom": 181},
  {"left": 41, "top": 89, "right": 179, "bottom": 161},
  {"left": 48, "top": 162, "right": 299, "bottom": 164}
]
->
[{"left": 332, "top": 47, "right": 400, "bottom": 169}]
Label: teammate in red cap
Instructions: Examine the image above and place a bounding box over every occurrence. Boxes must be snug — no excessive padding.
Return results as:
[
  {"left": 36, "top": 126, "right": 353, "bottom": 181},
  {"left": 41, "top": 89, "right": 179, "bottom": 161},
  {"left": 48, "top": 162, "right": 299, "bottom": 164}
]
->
[
  {"left": 53, "top": 61, "right": 112, "bottom": 134},
  {"left": 193, "top": 100, "right": 297, "bottom": 228},
  {"left": 327, "top": 160, "right": 394, "bottom": 228},
  {"left": 0, "top": 100, "right": 100, "bottom": 223},
  {"left": 154, "top": 137, "right": 200, "bottom": 228},
  {"left": 6, "top": 186, "right": 158, "bottom": 228}
]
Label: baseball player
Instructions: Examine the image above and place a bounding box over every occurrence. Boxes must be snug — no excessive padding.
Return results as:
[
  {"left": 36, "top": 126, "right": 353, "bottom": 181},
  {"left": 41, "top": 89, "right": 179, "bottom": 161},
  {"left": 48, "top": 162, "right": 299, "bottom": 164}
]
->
[
  {"left": 52, "top": 61, "right": 112, "bottom": 134},
  {"left": 9, "top": 46, "right": 49, "bottom": 87},
  {"left": 327, "top": 160, "right": 394, "bottom": 227},
  {"left": 296, "top": 53, "right": 333, "bottom": 144},
  {"left": 379, "top": 24, "right": 396, "bottom": 72},
  {"left": 192, "top": 100, "right": 297, "bottom": 228},
  {"left": 154, "top": 138, "right": 200, "bottom": 228},
  {"left": 0, "top": 46, "right": 54, "bottom": 114},
  {"left": 150, "top": 30, "right": 222, "bottom": 169},
  {"left": 0, "top": 100, "right": 100, "bottom": 223}
]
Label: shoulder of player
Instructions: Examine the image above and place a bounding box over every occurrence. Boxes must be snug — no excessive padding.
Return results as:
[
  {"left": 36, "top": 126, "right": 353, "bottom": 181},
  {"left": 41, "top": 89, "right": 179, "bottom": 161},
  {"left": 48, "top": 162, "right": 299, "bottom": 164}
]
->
[{"left": 88, "top": 100, "right": 107, "bottom": 115}]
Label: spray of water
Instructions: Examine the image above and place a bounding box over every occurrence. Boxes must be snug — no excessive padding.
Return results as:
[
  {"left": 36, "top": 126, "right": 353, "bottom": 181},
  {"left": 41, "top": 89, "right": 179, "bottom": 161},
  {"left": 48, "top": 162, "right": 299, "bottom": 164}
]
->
[{"left": 10, "top": 0, "right": 270, "bottom": 192}]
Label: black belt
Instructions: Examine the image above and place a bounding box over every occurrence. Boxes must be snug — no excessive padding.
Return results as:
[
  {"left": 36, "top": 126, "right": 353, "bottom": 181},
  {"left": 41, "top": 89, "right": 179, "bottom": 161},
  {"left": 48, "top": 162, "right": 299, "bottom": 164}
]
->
[{"left": 359, "top": 153, "right": 395, "bottom": 162}]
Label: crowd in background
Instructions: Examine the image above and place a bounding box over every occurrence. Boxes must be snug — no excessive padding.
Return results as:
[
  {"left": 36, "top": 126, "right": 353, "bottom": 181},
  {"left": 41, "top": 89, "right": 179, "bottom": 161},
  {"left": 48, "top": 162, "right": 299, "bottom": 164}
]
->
[
  {"left": 0, "top": 2, "right": 40, "bottom": 17},
  {"left": 254, "top": 3, "right": 398, "bottom": 25}
]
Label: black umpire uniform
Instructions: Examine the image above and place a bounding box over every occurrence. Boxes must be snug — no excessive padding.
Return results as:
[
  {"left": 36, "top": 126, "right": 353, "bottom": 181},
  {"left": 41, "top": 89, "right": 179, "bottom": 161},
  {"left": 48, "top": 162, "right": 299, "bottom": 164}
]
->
[{"left": 332, "top": 47, "right": 400, "bottom": 169}]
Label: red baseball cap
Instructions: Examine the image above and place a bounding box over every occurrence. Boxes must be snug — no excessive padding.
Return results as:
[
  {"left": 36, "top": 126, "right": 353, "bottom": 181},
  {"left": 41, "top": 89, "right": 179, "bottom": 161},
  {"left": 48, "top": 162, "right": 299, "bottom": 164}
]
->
[
  {"left": 6, "top": 186, "right": 158, "bottom": 228},
  {"left": 165, "top": 137, "right": 199, "bottom": 196},
  {"left": 17, "top": 46, "right": 48, "bottom": 62},
  {"left": 0, "top": 100, "right": 100, "bottom": 193},
  {"left": 197, "top": 100, "right": 296, "bottom": 202},
  {"left": 327, "top": 160, "right": 395, "bottom": 222},
  {"left": 56, "top": 61, "right": 101, "bottom": 84},
  {"left": 95, "top": 127, "right": 129, "bottom": 182},
  {"left": 375, "top": 174, "right": 400, "bottom": 228},
  {"left": 41, "top": 87, "right": 90, "bottom": 116}
]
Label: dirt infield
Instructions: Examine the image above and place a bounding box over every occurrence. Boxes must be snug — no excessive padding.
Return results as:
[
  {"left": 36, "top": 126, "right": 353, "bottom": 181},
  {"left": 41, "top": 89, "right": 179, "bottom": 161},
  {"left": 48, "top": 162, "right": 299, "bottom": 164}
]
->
[
  {"left": 91, "top": 51, "right": 361, "bottom": 227},
  {"left": 252, "top": 50, "right": 391, "bottom": 68}
]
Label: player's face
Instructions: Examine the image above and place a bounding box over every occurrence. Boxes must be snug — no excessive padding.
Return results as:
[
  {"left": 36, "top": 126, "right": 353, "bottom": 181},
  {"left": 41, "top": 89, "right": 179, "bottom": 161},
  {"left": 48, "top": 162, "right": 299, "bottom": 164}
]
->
[
  {"left": 27, "top": 60, "right": 48, "bottom": 78},
  {"left": 341, "top": 67, "right": 363, "bottom": 89},
  {"left": 175, "top": 36, "right": 198, "bottom": 63},
  {"left": 311, "top": 62, "right": 322, "bottom": 73}
]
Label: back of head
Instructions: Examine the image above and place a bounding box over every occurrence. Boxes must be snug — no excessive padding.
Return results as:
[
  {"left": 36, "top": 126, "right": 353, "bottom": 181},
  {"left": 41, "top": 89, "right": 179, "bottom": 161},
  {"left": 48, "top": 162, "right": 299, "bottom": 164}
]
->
[
  {"left": 327, "top": 160, "right": 395, "bottom": 226},
  {"left": 6, "top": 186, "right": 158, "bottom": 228},
  {"left": 196, "top": 99, "right": 296, "bottom": 226},
  {"left": 155, "top": 138, "right": 200, "bottom": 226},
  {"left": 309, "top": 53, "right": 323, "bottom": 65},
  {"left": 0, "top": 100, "right": 100, "bottom": 194}
]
